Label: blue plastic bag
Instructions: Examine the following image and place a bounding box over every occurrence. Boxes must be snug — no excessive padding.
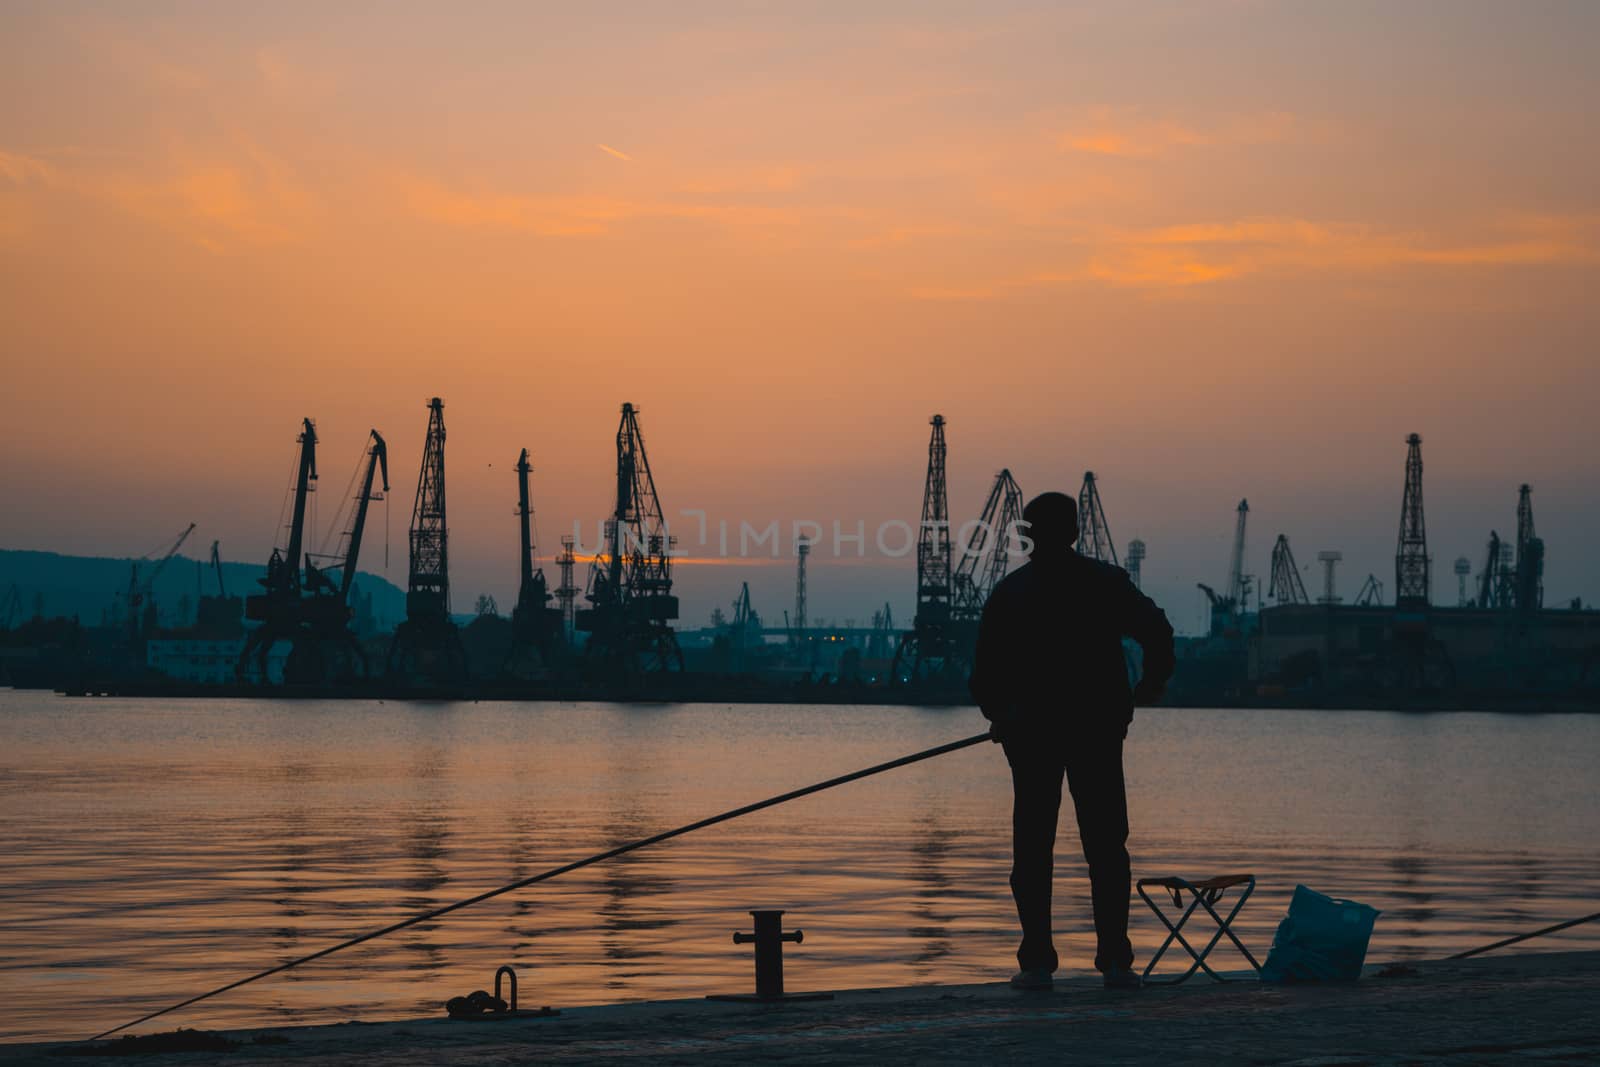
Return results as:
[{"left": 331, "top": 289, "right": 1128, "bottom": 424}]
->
[{"left": 1260, "top": 884, "right": 1380, "bottom": 983}]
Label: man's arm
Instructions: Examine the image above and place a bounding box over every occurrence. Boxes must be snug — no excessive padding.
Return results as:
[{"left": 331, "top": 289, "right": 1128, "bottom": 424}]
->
[
  {"left": 968, "top": 585, "right": 1013, "bottom": 737},
  {"left": 1118, "top": 573, "right": 1175, "bottom": 703}
]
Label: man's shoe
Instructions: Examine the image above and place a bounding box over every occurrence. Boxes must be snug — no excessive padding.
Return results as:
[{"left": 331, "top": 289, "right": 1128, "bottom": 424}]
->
[
  {"left": 1102, "top": 967, "right": 1142, "bottom": 990},
  {"left": 1009, "top": 968, "right": 1054, "bottom": 990}
]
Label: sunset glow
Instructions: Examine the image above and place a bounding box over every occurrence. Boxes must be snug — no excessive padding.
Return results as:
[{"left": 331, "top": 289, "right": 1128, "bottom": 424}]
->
[{"left": 4, "top": 2, "right": 1597, "bottom": 627}]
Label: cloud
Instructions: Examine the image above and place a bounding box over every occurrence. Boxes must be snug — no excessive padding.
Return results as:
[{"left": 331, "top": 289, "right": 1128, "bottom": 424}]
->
[
  {"left": 596, "top": 143, "right": 634, "bottom": 162},
  {"left": 1075, "top": 215, "right": 1600, "bottom": 287},
  {"left": 908, "top": 214, "right": 1600, "bottom": 297},
  {"left": 0, "top": 151, "right": 63, "bottom": 190},
  {"left": 1060, "top": 110, "right": 1301, "bottom": 159},
  {"left": 0, "top": 133, "right": 317, "bottom": 248}
]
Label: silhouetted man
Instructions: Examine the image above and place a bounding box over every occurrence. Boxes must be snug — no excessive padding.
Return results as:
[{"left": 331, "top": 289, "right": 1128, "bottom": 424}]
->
[{"left": 970, "top": 491, "right": 1175, "bottom": 990}]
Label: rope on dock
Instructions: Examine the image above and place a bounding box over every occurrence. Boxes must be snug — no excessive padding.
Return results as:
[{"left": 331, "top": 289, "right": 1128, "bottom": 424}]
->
[
  {"left": 88, "top": 729, "right": 994, "bottom": 1042},
  {"left": 1448, "top": 910, "right": 1600, "bottom": 961}
]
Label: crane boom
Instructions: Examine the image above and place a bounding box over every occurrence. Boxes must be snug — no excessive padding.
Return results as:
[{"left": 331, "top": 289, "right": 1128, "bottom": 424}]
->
[
  {"left": 338, "top": 431, "right": 389, "bottom": 600},
  {"left": 516, "top": 448, "right": 535, "bottom": 594},
  {"left": 1226, "top": 499, "right": 1249, "bottom": 608},
  {"left": 126, "top": 522, "right": 196, "bottom": 639},
  {"left": 952, "top": 468, "right": 1024, "bottom": 619},
  {"left": 284, "top": 419, "right": 318, "bottom": 594},
  {"left": 1077, "top": 471, "right": 1118, "bottom": 565},
  {"left": 209, "top": 541, "right": 226, "bottom": 598},
  {"left": 1479, "top": 531, "right": 1502, "bottom": 609},
  {"left": 144, "top": 523, "right": 197, "bottom": 591}
]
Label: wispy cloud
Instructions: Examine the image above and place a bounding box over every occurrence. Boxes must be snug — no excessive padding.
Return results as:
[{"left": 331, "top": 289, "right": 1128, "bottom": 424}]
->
[
  {"left": 1060, "top": 109, "right": 1303, "bottom": 159},
  {"left": 910, "top": 214, "right": 1600, "bottom": 297},
  {"left": 596, "top": 143, "right": 634, "bottom": 162},
  {"left": 0, "top": 133, "right": 318, "bottom": 249},
  {"left": 1092, "top": 215, "right": 1600, "bottom": 283}
]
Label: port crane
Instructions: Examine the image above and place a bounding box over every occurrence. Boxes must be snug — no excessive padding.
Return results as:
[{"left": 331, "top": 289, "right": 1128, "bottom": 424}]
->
[
  {"left": 1513, "top": 484, "right": 1543, "bottom": 612},
  {"left": 950, "top": 468, "right": 1025, "bottom": 625},
  {"left": 893, "top": 415, "right": 958, "bottom": 684},
  {"left": 1077, "top": 471, "right": 1118, "bottom": 565},
  {"left": 308, "top": 428, "right": 390, "bottom": 604},
  {"left": 195, "top": 540, "right": 244, "bottom": 637},
  {"left": 1394, "top": 433, "right": 1430, "bottom": 606},
  {"left": 506, "top": 447, "right": 564, "bottom": 675},
  {"left": 240, "top": 418, "right": 318, "bottom": 682},
  {"left": 1226, "top": 500, "right": 1249, "bottom": 609},
  {"left": 721, "top": 581, "right": 763, "bottom": 672},
  {"left": 1268, "top": 535, "right": 1311, "bottom": 605},
  {"left": 300, "top": 429, "right": 389, "bottom": 679},
  {"left": 576, "top": 403, "right": 683, "bottom": 673},
  {"left": 126, "top": 522, "right": 197, "bottom": 642},
  {"left": 387, "top": 399, "right": 468, "bottom": 685},
  {"left": 209, "top": 541, "right": 226, "bottom": 597},
  {"left": 868, "top": 601, "right": 894, "bottom": 659},
  {"left": 1195, "top": 500, "right": 1250, "bottom": 636}
]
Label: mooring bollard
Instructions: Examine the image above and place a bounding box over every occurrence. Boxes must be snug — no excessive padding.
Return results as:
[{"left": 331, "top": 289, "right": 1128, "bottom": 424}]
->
[
  {"left": 707, "top": 909, "right": 833, "bottom": 1002},
  {"left": 494, "top": 965, "right": 517, "bottom": 1013},
  {"left": 445, "top": 965, "right": 560, "bottom": 1020}
]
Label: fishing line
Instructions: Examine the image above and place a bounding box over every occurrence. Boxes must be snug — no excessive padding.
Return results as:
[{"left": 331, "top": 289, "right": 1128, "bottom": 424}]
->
[{"left": 89, "top": 730, "right": 993, "bottom": 1042}]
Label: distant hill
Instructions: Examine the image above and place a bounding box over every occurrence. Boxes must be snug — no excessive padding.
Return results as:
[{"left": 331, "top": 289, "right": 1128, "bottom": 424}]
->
[{"left": 0, "top": 549, "right": 409, "bottom": 631}]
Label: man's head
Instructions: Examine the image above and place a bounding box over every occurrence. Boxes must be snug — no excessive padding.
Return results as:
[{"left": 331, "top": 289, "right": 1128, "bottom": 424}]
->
[{"left": 1022, "top": 492, "right": 1079, "bottom": 560}]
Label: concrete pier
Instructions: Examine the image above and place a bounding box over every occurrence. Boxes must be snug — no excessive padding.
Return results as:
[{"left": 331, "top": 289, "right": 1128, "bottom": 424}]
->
[{"left": 8, "top": 950, "right": 1599, "bottom": 1065}]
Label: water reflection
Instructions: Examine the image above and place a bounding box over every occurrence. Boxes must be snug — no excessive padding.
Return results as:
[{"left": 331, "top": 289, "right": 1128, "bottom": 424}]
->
[
  {"left": 907, "top": 810, "right": 957, "bottom": 972},
  {"left": 0, "top": 695, "right": 1597, "bottom": 1043},
  {"left": 596, "top": 814, "right": 677, "bottom": 984},
  {"left": 1387, "top": 853, "right": 1435, "bottom": 945}
]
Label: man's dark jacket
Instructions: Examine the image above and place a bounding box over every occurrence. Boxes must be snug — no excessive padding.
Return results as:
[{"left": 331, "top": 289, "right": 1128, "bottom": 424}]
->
[{"left": 969, "top": 552, "right": 1176, "bottom": 740}]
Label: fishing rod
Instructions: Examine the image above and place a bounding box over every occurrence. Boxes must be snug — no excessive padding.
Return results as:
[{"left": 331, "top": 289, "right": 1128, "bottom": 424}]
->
[
  {"left": 1448, "top": 910, "right": 1600, "bottom": 960},
  {"left": 90, "top": 729, "right": 994, "bottom": 1042}
]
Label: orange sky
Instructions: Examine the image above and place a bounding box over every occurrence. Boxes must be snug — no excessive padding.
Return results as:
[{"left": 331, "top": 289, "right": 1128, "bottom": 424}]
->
[{"left": 3, "top": 2, "right": 1597, "bottom": 629}]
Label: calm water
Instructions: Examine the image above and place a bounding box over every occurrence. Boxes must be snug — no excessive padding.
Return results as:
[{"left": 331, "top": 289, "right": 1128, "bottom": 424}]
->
[{"left": 1, "top": 692, "right": 1597, "bottom": 1043}]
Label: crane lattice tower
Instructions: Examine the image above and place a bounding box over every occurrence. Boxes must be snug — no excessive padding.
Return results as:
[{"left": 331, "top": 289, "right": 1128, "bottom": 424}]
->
[
  {"left": 1513, "top": 483, "right": 1544, "bottom": 612},
  {"left": 575, "top": 403, "right": 682, "bottom": 673},
  {"left": 555, "top": 536, "right": 578, "bottom": 640},
  {"left": 1394, "top": 433, "right": 1430, "bottom": 606},
  {"left": 386, "top": 398, "right": 467, "bottom": 685},
  {"left": 892, "top": 415, "right": 958, "bottom": 684}
]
